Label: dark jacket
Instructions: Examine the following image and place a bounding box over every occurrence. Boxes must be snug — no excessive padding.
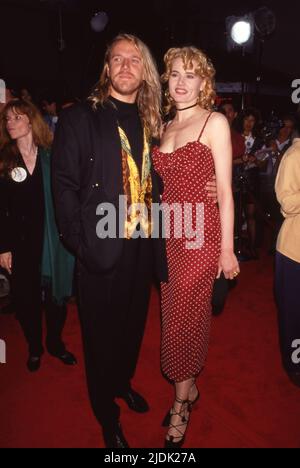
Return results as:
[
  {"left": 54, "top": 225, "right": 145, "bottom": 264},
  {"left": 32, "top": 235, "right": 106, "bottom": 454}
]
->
[
  {"left": 0, "top": 152, "right": 44, "bottom": 258},
  {"left": 52, "top": 101, "right": 168, "bottom": 281},
  {"left": 0, "top": 148, "right": 74, "bottom": 304}
]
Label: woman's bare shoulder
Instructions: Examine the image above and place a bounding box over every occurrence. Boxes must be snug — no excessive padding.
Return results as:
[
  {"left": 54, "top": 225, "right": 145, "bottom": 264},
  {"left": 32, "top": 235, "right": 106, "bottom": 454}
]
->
[
  {"left": 207, "top": 112, "right": 230, "bottom": 136},
  {"left": 209, "top": 111, "right": 228, "bottom": 125}
]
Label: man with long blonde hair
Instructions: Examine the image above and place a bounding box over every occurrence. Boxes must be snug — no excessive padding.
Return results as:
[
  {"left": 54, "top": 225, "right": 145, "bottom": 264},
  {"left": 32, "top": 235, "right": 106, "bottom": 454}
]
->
[{"left": 52, "top": 34, "right": 168, "bottom": 448}]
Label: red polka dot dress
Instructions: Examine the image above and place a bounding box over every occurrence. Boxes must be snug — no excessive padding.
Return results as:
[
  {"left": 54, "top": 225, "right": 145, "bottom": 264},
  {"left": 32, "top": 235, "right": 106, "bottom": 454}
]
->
[{"left": 152, "top": 114, "right": 221, "bottom": 382}]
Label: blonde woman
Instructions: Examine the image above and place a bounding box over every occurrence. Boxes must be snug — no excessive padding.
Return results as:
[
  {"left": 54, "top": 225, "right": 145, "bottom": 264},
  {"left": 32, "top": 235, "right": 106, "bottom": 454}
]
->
[{"left": 152, "top": 47, "right": 239, "bottom": 447}]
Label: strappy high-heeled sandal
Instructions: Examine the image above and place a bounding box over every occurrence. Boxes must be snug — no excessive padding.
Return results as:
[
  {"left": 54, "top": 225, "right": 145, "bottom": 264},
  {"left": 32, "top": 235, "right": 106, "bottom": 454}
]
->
[
  {"left": 162, "top": 383, "right": 200, "bottom": 427},
  {"left": 164, "top": 397, "right": 190, "bottom": 448}
]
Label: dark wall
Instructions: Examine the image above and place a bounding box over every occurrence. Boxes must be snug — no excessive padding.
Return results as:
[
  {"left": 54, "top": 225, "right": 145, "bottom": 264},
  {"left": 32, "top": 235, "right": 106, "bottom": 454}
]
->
[{"left": 1, "top": 0, "right": 299, "bottom": 104}]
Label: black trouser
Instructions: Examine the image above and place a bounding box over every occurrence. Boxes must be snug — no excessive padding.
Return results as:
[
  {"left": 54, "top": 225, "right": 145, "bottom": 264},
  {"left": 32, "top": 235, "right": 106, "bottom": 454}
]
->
[
  {"left": 77, "top": 237, "right": 153, "bottom": 429},
  {"left": 275, "top": 252, "right": 300, "bottom": 374},
  {"left": 12, "top": 274, "right": 67, "bottom": 357}
]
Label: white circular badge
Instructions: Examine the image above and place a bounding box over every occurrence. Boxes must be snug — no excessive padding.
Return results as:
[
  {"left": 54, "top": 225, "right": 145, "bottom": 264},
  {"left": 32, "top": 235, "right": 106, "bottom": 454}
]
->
[{"left": 11, "top": 167, "right": 27, "bottom": 183}]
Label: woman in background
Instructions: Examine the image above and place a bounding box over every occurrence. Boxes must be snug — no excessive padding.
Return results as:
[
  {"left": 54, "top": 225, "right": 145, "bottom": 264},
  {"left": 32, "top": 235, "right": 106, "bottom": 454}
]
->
[
  {"left": 0, "top": 99, "right": 76, "bottom": 372},
  {"left": 237, "top": 108, "right": 264, "bottom": 259},
  {"left": 275, "top": 131, "right": 300, "bottom": 387}
]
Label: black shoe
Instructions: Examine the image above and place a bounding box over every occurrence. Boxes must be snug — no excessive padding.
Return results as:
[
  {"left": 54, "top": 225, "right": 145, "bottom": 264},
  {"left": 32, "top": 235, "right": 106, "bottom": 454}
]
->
[
  {"left": 164, "top": 397, "right": 190, "bottom": 448},
  {"left": 49, "top": 350, "right": 77, "bottom": 366},
  {"left": 103, "top": 423, "right": 130, "bottom": 448},
  {"left": 119, "top": 388, "right": 149, "bottom": 413},
  {"left": 165, "top": 435, "right": 185, "bottom": 449},
  {"left": 162, "top": 387, "right": 200, "bottom": 427},
  {"left": 27, "top": 356, "right": 41, "bottom": 372}
]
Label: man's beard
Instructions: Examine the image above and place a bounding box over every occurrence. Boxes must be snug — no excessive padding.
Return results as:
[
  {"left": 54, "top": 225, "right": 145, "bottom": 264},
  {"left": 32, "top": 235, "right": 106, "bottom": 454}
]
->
[{"left": 110, "top": 77, "right": 142, "bottom": 97}]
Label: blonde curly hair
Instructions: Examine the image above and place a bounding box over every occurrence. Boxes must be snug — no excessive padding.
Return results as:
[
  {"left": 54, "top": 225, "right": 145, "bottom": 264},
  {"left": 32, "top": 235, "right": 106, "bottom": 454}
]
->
[
  {"left": 162, "top": 46, "right": 216, "bottom": 115},
  {"left": 88, "top": 33, "right": 162, "bottom": 139}
]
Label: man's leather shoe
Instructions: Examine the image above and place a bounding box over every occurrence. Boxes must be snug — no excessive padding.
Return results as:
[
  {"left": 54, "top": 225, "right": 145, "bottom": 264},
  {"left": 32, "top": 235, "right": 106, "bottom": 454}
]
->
[
  {"left": 27, "top": 356, "right": 41, "bottom": 372},
  {"left": 50, "top": 350, "right": 77, "bottom": 365},
  {"left": 119, "top": 388, "right": 149, "bottom": 413},
  {"left": 103, "top": 423, "right": 130, "bottom": 448}
]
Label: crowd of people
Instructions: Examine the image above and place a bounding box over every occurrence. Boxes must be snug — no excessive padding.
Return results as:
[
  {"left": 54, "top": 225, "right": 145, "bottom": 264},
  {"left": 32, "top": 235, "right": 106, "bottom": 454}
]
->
[{"left": 0, "top": 33, "right": 299, "bottom": 448}]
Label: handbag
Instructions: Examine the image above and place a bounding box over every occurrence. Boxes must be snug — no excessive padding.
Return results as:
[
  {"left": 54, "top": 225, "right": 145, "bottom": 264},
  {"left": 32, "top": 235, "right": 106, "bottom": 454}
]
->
[{"left": 211, "top": 272, "right": 229, "bottom": 316}]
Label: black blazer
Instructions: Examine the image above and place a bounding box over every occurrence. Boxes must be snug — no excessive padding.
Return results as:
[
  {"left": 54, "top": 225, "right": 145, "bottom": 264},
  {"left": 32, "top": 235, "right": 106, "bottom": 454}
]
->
[
  {"left": 0, "top": 154, "right": 45, "bottom": 278},
  {"left": 52, "top": 101, "right": 168, "bottom": 281}
]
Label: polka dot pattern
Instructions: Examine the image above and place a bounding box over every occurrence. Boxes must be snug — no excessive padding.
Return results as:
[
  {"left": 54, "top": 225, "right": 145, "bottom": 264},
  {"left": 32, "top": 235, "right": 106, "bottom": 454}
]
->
[{"left": 152, "top": 141, "right": 221, "bottom": 382}]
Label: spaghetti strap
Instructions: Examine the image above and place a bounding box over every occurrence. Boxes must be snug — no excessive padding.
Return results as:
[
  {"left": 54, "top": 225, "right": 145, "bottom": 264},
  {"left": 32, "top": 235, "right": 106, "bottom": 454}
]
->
[{"left": 198, "top": 112, "right": 213, "bottom": 141}]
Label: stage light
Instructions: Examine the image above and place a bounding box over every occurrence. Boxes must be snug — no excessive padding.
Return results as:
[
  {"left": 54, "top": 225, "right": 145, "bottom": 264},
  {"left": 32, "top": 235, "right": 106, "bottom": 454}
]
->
[
  {"left": 90, "top": 12, "right": 109, "bottom": 33},
  {"left": 226, "top": 14, "right": 254, "bottom": 51},
  {"left": 226, "top": 7, "right": 275, "bottom": 51},
  {"left": 225, "top": 7, "right": 276, "bottom": 109},
  {"left": 230, "top": 20, "right": 252, "bottom": 45},
  {"left": 254, "top": 7, "right": 276, "bottom": 38}
]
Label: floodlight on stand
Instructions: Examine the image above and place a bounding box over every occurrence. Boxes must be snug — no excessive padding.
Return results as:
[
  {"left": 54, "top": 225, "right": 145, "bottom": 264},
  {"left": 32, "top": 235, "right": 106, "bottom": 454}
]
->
[
  {"left": 231, "top": 20, "right": 252, "bottom": 45},
  {"left": 226, "top": 14, "right": 254, "bottom": 52}
]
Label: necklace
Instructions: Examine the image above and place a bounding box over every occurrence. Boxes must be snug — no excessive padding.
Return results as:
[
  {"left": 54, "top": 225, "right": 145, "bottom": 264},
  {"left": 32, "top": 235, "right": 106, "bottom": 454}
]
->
[{"left": 176, "top": 102, "right": 198, "bottom": 112}]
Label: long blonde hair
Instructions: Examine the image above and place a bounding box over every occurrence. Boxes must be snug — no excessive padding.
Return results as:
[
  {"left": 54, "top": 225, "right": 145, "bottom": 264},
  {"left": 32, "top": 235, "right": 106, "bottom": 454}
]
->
[
  {"left": 162, "top": 46, "right": 216, "bottom": 115},
  {"left": 88, "top": 33, "right": 162, "bottom": 139},
  {"left": 0, "top": 99, "right": 53, "bottom": 176}
]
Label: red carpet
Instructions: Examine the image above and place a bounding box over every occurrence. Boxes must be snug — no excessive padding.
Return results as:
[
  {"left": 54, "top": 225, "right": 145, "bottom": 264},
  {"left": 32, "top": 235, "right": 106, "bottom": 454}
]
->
[{"left": 1, "top": 252, "right": 300, "bottom": 448}]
